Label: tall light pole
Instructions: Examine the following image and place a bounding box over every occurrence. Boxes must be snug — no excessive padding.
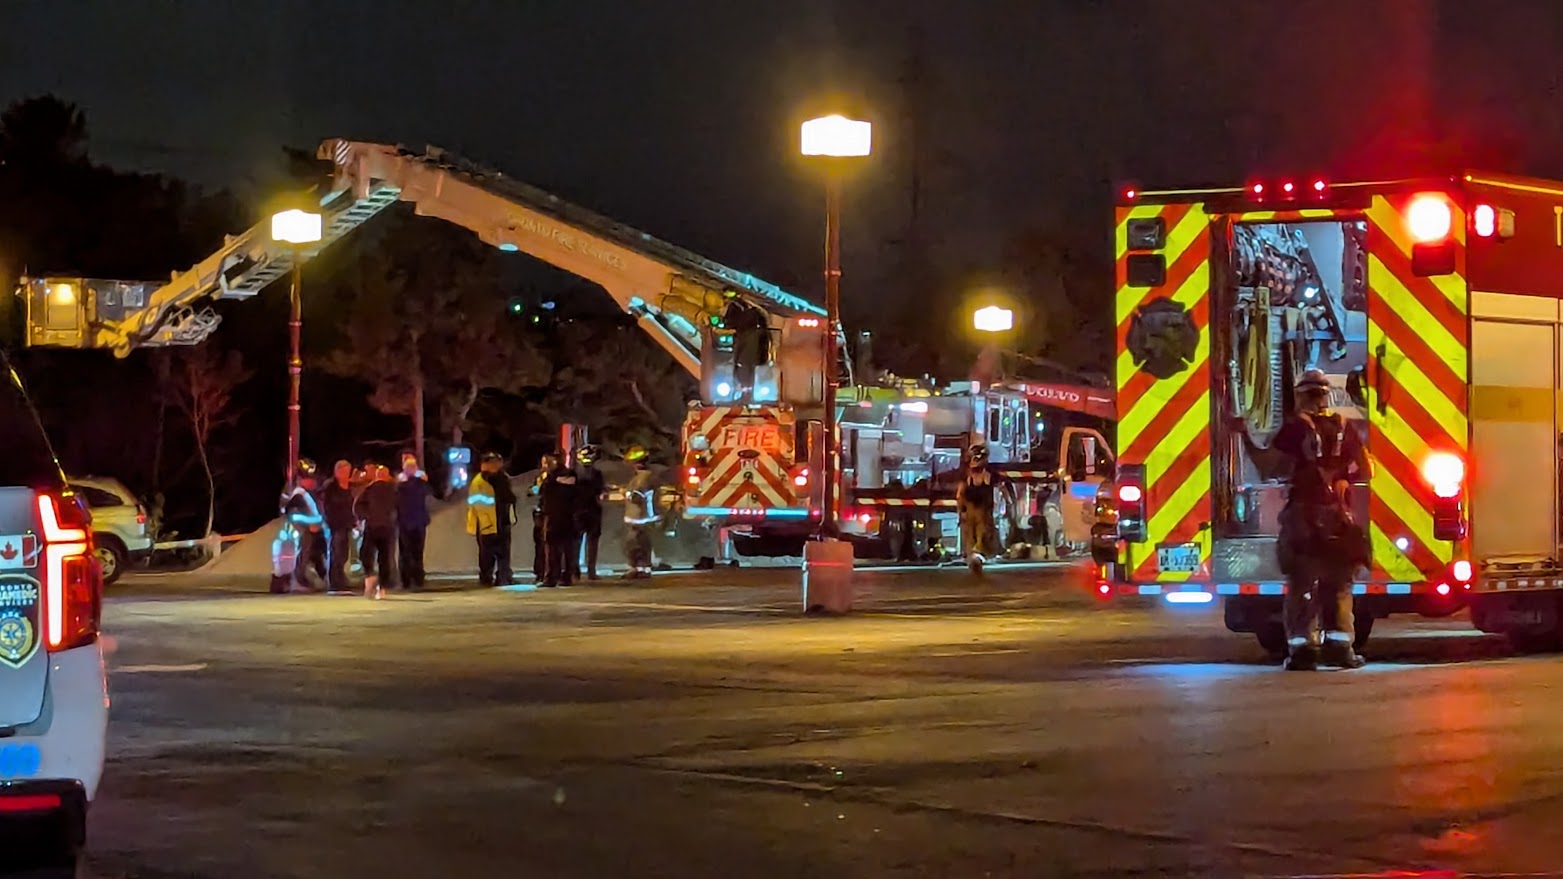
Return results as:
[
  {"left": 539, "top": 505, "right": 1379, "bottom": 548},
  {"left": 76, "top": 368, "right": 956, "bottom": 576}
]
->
[
  {"left": 271, "top": 206, "right": 323, "bottom": 486},
  {"left": 800, "top": 114, "right": 872, "bottom": 536}
]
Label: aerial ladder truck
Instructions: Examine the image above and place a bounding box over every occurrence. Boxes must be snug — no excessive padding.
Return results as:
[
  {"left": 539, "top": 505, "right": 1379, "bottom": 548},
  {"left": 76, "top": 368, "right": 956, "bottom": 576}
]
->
[{"left": 20, "top": 138, "right": 1108, "bottom": 559}]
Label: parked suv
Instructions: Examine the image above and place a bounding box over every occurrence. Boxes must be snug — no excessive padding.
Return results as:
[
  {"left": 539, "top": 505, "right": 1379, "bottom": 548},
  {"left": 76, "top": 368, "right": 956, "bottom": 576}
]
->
[
  {"left": 0, "top": 356, "right": 109, "bottom": 870},
  {"left": 64, "top": 476, "right": 150, "bottom": 585}
]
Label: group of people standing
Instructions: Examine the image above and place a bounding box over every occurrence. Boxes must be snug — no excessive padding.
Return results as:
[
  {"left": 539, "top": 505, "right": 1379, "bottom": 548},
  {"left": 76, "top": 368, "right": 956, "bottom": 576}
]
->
[
  {"left": 500, "top": 444, "right": 657, "bottom": 588},
  {"left": 276, "top": 452, "right": 433, "bottom": 597}
]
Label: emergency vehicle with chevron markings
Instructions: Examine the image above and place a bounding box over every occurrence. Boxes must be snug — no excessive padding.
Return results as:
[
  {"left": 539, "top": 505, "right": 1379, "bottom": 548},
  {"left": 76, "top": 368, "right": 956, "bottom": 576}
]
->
[{"left": 1092, "top": 172, "right": 1563, "bottom": 653}]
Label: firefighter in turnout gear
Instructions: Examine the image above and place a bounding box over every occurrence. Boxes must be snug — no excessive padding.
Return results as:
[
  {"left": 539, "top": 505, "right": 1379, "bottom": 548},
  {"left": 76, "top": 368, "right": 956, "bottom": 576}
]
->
[
  {"left": 1275, "top": 368, "right": 1372, "bottom": 671},
  {"left": 956, "top": 442, "right": 1011, "bottom": 572}
]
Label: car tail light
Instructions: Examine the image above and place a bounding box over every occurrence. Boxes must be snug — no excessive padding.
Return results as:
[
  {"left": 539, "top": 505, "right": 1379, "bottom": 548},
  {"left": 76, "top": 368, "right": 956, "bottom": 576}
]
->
[
  {"left": 37, "top": 494, "right": 100, "bottom": 652},
  {"left": 1422, "top": 452, "right": 1467, "bottom": 541},
  {"left": 1115, "top": 465, "right": 1147, "bottom": 543}
]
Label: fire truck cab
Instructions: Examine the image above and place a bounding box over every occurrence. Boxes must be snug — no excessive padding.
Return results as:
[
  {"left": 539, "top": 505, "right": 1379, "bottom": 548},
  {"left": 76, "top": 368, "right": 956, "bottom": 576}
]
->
[{"left": 1097, "top": 172, "right": 1563, "bottom": 653}]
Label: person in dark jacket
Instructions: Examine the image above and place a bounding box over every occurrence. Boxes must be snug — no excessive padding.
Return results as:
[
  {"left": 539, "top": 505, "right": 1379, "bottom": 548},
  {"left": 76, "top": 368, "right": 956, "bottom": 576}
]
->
[
  {"left": 529, "top": 453, "right": 558, "bottom": 582},
  {"left": 396, "top": 452, "right": 432, "bottom": 591},
  {"left": 573, "top": 445, "right": 608, "bottom": 580},
  {"left": 320, "top": 460, "right": 358, "bottom": 593},
  {"left": 538, "top": 455, "right": 580, "bottom": 587},
  {"left": 489, "top": 453, "right": 519, "bottom": 586},
  {"left": 355, "top": 464, "right": 398, "bottom": 598}
]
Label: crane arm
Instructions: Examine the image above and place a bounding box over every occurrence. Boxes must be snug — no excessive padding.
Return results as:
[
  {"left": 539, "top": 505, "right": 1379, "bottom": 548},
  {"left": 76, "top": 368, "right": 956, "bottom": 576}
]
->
[
  {"left": 24, "top": 139, "right": 822, "bottom": 381},
  {"left": 317, "top": 139, "right": 822, "bottom": 377}
]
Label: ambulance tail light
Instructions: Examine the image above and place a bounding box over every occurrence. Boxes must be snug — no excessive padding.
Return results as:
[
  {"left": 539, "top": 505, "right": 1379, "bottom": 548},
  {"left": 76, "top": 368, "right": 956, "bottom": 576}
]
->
[
  {"left": 1470, "top": 203, "right": 1516, "bottom": 241},
  {"left": 1407, "top": 194, "right": 1458, "bottom": 276},
  {"left": 1451, "top": 559, "right": 1474, "bottom": 590},
  {"left": 37, "top": 493, "right": 100, "bottom": 653},
  {"left": 1422, "top": 452, "right": 1467, "bottom": 541},
  {"left": 1115, "top": 465, "right": 1147, "bottom": 543}
]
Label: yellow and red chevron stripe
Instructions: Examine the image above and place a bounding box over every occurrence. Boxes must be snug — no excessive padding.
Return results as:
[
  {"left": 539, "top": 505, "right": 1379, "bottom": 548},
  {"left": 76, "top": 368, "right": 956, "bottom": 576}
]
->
[
  {"left": 1114, "top": 203, "right": 1213, "bottom": 581},
  {"left": 681, "top": 407, "right": 801, "bottom": 513},
  {"left": 1362, "top": 193, "right": 1468, "bottom": 583}
]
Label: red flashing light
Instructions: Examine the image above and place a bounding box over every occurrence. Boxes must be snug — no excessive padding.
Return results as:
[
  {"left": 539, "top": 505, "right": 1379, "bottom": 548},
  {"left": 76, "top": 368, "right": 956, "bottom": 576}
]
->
[
  {"left": 1452, "top": 560, "right": 1473, "bottom": 583},
  {"left": 1281, "top": 181, "right": 1295, "bottom": 195},
  {"left": 1312, "top": 179, "right": 1327, "bottom": 193},
  {"left": 1473, "top": 203, "right": 1497, "bottom": 238},
  {"left": 1422, "top": 452, "right": 1465, "bottom": 498},
  {"left": 1117, "top": 484, "right": 1143, "bottom": 504},
  {"left": 1250, "top": 182, "right": 1265, "bottom": 196},
  {"left": 1097, "top": 583, "right": 1111, "bottom": 596},
  {"left": 1435, "top": 582, "right": 1451, "bottom": 597},
  {"left": 1123, "top": 187, "right": 1138, "bottom": 201},
  {"left": 1407, "top": 194, "right": 1453, "bottom": 243},
  {"left": 797, "top": 317, "right": 821, "bottom": 328}
]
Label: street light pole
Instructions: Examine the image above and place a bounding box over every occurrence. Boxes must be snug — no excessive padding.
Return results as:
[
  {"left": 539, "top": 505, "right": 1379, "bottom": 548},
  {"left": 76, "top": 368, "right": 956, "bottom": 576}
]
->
[
  {"left": 820, "top": 171, "right": 843, "bottom": 537},
  {"left": 286, "top": 248, "right": 303, "bottom": 487},
  {"left": 271, "top": 206, "right": 323, "bottom": 487},
  {"left": 800, "top": 113, "right": 871, "bottom": 540}
]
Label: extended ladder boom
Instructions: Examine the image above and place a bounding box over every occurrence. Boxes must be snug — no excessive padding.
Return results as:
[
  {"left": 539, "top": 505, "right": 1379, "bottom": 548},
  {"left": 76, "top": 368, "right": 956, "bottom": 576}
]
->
[
  {"left": 319, "top": 139, "right": 823, "bottom": 375},
  {"left": 22, "top": 139, "right": 823, "bottom": 377}
]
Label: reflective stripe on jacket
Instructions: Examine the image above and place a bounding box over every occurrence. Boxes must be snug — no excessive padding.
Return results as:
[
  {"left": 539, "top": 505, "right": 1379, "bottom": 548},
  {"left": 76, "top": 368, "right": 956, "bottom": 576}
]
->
[{"left": 466, "top": 473, "right": 499, "bottom": 536}]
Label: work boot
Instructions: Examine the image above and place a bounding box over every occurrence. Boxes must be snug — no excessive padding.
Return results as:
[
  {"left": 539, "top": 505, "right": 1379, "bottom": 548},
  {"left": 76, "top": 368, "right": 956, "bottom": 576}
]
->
[
  {"left": 1320, "top": 640, "right": 1366, "bottom": 669},
  {"left": 1284, "top": 644, "right": 1319, "bottom": 671}
]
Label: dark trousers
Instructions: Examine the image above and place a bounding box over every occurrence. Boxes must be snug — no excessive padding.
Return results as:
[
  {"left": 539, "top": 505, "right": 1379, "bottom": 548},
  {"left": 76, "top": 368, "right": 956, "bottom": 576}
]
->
[
  {"left": 327, "top": 527, "right": 353, "bottom": 592},
  {"left": 543, "top": 516, "right": 577, "bottom": 586},
  {"left": 477, "top": 532, "right": 505, "bottom": 585},
  {"left": 578, "top": 509, "right": 603, "bottom": 577},
  {"left": 496, "top": 525, "right": 514, "bottom": 585},
  {"left": 360, "top": 527, "right": 396, "bottom": 587},
  {"left": 306, "top": 527, "right": 327, "bottom": 579},
  {"left": 398, "top": 526, "right": 427, "bottom": 589},
  {"left": 532, "top": 516, "right": 546, "bottom": 579},
  {"left": 291, "top": 528, "right": 323, "bottom": 591}
]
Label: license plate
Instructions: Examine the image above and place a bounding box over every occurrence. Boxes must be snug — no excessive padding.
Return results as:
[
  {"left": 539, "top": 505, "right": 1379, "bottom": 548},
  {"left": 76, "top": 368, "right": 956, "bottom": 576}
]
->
[{"left": 1156, "top": 543, "right": 1201, "bottom": 574}]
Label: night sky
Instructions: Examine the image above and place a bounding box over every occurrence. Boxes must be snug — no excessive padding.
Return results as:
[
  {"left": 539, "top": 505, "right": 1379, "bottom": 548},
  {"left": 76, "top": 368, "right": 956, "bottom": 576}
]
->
[{"left": 4, "top": 0, "right": 1563, "bottom": 307}]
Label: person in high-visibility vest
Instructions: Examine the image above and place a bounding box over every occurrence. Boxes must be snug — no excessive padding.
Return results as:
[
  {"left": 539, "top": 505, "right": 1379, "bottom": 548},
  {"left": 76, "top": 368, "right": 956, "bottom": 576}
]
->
[{"left": 620, "top": 446, "right": 657, "bottom": 579}]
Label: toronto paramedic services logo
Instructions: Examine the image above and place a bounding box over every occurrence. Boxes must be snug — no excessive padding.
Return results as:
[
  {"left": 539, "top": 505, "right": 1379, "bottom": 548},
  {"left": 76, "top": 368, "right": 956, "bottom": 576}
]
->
[
  {"left": 0, "top": 577, "right": 40, "bottom": 669},
  {"left": 1125, "top": 297, "right": 1199, "bottom": 380}
]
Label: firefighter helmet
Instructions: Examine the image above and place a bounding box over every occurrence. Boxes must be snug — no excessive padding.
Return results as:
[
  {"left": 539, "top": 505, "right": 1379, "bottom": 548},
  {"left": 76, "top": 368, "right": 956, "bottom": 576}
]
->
[
  {"left": 578, "top": 444, "right": 600, "bottom": 464},
  {"left": 481, "top": 451, "right": 504, "bottom": 464},
  {"left": 1294, "top": 368, "right": 1330, "bottom": 392},
  {"left": 296, "top": 458, "right": 318, "bottom": 478},
  {"left": 624, "top": 445, "right": 648, "bottom": 462}
]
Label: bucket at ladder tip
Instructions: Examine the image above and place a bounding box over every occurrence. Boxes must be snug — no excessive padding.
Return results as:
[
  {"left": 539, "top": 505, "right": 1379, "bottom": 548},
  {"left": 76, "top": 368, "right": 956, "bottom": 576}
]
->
[{"left": 802, "top": 539, "right": 854, "bottom": 614}]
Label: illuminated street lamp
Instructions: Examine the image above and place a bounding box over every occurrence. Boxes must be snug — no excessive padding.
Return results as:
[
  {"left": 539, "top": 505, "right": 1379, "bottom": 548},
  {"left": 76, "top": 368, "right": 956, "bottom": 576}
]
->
[
  {"left": 973, "top": 305, "right": 1015, "bottom": 334},
  {"left": 800, "top": 114, "right": 871, "bottom": 538},
  {"left": 271, "top": 205, "right": 323, "bottom": 486}
]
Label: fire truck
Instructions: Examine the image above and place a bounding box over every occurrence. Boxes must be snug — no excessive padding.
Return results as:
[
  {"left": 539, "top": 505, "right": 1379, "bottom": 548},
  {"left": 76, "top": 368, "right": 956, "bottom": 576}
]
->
[
  {"left": 22, "top": 138, "right": 1116, "bottom": 561},
  {"left": 1095, "top": 171, "right": 1563, "bottom": 653}
]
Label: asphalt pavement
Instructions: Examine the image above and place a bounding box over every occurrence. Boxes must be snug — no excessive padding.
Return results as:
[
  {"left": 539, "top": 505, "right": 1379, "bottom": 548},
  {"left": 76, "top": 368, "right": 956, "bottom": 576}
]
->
[{"left": 72, "top": 564, "right": 1563, "bottom": 878}]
